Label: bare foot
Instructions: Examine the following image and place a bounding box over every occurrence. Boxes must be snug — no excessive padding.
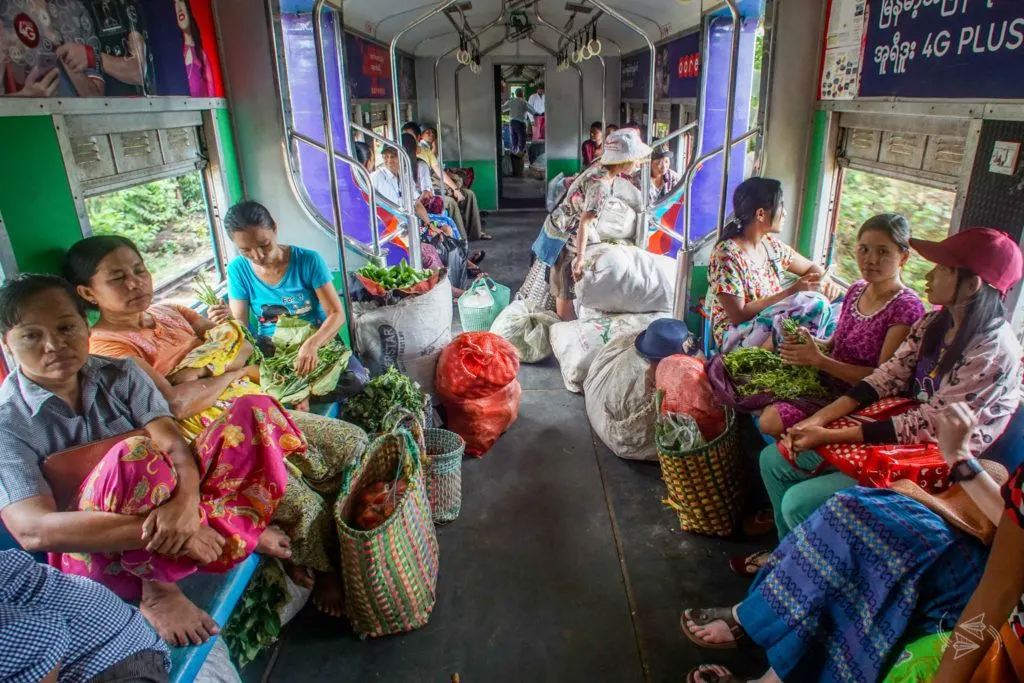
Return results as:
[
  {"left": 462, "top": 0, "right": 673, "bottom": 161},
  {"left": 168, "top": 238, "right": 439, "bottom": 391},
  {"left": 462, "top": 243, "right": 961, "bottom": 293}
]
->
[
  {"left": 284, "top": 562, "right": 315, "bottom": 591},
  {"left": 256, "top": 526, "right": 292, "bottom": 560},
  {"left": 141, "top": 581, "right": 219, "bottom": 647},
  {"left": 684, "top": 606, "right": 743, "bottom": 646},
  {"left": 311, "top": 571, "right": 345, "bottom": 618}
]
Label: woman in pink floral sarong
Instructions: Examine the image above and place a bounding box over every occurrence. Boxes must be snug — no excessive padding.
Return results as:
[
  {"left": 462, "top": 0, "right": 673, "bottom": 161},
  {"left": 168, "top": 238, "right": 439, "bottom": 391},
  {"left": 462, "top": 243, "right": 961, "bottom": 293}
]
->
[{"left": 0, "top": 274, "right": 302, "bottom": 647}]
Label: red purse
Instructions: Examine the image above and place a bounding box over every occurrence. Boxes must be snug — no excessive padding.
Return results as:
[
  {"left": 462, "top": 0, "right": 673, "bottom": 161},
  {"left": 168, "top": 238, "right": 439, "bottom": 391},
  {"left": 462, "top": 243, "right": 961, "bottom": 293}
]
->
[{"left": 778, "top": 397, "right": 951, "bottom": 493}]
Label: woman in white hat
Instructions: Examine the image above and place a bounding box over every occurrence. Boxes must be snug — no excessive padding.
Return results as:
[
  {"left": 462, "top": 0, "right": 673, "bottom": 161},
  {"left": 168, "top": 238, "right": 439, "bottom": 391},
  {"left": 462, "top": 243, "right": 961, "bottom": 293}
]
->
[{"left": 533, "top": 128, "right": 653, "bottom": 321}]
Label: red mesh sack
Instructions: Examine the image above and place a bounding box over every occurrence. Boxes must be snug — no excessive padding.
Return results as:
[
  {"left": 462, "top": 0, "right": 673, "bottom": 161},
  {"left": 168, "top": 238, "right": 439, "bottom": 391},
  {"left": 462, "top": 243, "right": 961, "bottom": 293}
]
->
[
  {"left": 444, "top": 380, "right": 522, "bottom": 457},
  {"left": 655, "top": 355, "right": 726, "bottom": 441},
  {"left": 436, "top": 332, "right": 520, "bottom": 400}
]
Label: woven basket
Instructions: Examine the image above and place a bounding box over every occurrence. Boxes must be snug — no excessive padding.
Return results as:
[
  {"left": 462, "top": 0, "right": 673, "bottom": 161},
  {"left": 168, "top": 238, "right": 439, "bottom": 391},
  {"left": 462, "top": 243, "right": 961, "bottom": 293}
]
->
[
  {"left": 458, "top": 278, "right": 511, "bottom": 332},
  {"left": 335, "top": 428, "right": 439, "bottom": 637},
  {"left": 515, "top": 259, "right": 557, "bottom": 312},
  {"left": 656, "top": 407, "right": 747, "bottom": 537},
  {"left": 424, "top": 428, "right": 465, "bottom": 523}
]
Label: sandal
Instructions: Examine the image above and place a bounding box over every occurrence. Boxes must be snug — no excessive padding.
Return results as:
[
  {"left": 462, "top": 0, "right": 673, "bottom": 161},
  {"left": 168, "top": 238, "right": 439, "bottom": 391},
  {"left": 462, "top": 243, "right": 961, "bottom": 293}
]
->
[
  {"left": 729, "top": 550, "right": 772, "bottom": 578},
  {"left": 681, "top": 607, "right": 746, "bottom": 649},
  {"left": 477, "top": 233, "right": 494, "bottom": 241},
  {"left": 742, "top": 508, "right": 775, "bottom": 538},
  {"left": 469, "top": 250, "right": 486, "bottom": 265},
  {"left": 686, "top": 665, "right": 744, "bottom": 683}
]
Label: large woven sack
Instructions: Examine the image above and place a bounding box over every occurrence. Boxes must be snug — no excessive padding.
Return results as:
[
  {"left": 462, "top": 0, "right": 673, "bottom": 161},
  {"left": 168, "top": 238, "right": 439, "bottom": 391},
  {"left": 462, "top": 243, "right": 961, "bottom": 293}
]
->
[
  {"left": 576, "top": 244, "right": 676, "bottom": 314},
  {"left": 656, "top": 407, "right": 746, "bottom": 536},
  {"left": 584, "top": 334, "right": 658, "bottom": 461},
  {"left": 490, "top": 300, "right": 560, "bottom": 363},
  {"left": 334, "top": 428, "right": 438, "bottom": 637},
  {"left": 655, "top": 355, "right": 726, "bottom": 441},
  {"left": 550, "top": 312, "right": 662, "bottom": 393},
  {"left": 353, "top": 277, "right": 453, "bottom": 399},
  {"left": 443, "top": 380, "right": 522, "bottom": 457},
  {"left": 435, "top": 332, "right": 520, "bottom": 400}
]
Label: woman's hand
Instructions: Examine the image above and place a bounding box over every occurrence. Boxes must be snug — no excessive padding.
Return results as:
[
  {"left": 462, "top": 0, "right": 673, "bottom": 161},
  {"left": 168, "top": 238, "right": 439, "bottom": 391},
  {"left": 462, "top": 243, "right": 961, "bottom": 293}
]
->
[
  {"left": 571, "top": 252, "right": 586, "bottom": 282},
  {"left": 822, "top": 277, "right": 843, "bottom": 302},
  {"left": 142, "top": 494, "right": 202, "bottom": 557},
  {"left": 295, "top": 338, "right": 320, "bottom": 377},
  {"left": 182, "top": 526, "right": 227, "bottom": 565},
  {"left": 789, "top": 272, "right": 822, "bottom": 295},
  {"left": 207, "top": 304, "right": 232, "bottom": 325},
  {"left": 936, "top": 402, "right": 977, "bottom": 465},
  {"left": 779, "top": 326, "right": 824, "bottom": 368},
  {"left": 56, "top": 43, "right": 90, "bottom": 72},
  {"left": 785, "top": 424, "right": 834, "bottom": 451},
  {"left": 240, "top": 364, "right": 261, "bottom": 384}
]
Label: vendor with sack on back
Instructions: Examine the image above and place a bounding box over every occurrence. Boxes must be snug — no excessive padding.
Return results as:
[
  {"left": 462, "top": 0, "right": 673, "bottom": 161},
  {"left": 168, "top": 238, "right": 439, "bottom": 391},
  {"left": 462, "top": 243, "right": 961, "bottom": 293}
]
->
[{"left": 532, "top": 128, "right": 652, "bottom": 322}]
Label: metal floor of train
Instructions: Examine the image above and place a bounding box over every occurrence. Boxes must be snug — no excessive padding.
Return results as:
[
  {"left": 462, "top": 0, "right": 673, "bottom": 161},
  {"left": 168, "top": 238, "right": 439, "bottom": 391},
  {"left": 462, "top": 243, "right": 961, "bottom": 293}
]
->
[{"left": 250, "top": 211, "right": 770, "bottom": 683}]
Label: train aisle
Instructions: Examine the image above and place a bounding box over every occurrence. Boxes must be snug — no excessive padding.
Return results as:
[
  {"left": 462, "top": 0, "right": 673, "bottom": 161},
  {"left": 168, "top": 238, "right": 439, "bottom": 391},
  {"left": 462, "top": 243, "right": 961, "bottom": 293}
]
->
[{"left": 261, "top": 211, "right": 768, "bottom": 683}]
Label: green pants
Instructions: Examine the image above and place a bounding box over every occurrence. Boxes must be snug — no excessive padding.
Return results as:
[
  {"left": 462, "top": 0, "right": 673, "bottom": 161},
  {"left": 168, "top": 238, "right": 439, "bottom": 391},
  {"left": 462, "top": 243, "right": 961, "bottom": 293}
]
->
[{"left": 759, "top": 443, "right": 856, "bottom": 538}]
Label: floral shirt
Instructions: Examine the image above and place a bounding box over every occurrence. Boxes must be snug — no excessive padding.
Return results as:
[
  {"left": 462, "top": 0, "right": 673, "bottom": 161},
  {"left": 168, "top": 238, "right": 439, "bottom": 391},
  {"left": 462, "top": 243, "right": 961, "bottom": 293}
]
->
[
  {"left": 708, "top": 235, "right": 796, "bottom": 346},
  {"left": 862, "top": 312, "right": 1023, "bottom": 456}
]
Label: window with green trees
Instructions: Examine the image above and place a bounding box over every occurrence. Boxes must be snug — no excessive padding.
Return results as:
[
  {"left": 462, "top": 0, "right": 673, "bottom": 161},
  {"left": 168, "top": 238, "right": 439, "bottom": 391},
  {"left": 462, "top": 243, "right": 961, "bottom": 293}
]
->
[
  {"left": 831, "top": 168, "right": 955, "bottom": 297},
  {"left": 85, "top": 172, "right": 219, "bottom": 304}
]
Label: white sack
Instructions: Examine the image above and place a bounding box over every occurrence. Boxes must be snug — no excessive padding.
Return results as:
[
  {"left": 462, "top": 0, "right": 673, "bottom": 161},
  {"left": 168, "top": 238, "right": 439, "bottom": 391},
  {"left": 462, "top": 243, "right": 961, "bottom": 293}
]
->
[
  {"left": 490, "top": 300, "right": 560, "bottom": 363},
  {"left": 576, "top": 244, "right": 676, "bottom": 314},
  {"left": 584, "top": 334, "right": 658, "bottom": 462},
  {"left": 550, "top": 312, "right": 662, "bottom": 393},
  {"left": 353, "top": 278, "right": 453, "bottom": 399}
]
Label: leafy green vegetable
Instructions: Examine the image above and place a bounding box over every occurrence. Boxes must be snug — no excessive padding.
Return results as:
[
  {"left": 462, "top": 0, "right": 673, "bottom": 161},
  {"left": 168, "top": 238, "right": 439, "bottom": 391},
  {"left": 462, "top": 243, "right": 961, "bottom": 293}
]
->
[
  {"left": 782, "top": 317, "right": 803, "bottom": 342},
  {"left": 341, "top": 367, "right": 425, "bottom": 434},
  {"left": 222, "top": 560, "right": 289, "bottom": 669},
  {"left": 272, "top": 316, "right": 317, "bottom": 351},
  {"left": 192, "top": 273, "right": 264, "bottom": 365},
  {"left": 356, "top": 260, "right": 433, "bottom": 290},
  {"left": 723, "top": 347, "right": 827, "bottom": 401},
  {"left": 258, "top": 315, "right": 351, "bottom": 404}
]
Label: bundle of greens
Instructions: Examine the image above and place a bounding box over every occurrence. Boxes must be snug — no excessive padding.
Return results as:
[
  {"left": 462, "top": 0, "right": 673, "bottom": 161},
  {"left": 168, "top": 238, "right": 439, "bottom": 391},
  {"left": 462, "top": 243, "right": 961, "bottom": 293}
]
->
[
  {"left": 722, "top": 347, "right": 827, "bottom": 401},
  {"left": 192, "top": 273, "right": 264, "bottom": 364},
  {"left": 781, "top": 317, "right": 804, "bottom": 343},
  {"left": 356, "top": 260, "right": 434, "bottom": 290},
  {"left": 341, "top": 367, "right": 424, "bottom": 434},
  {"left": 259, "top": 316, "right": 351, "bottom": 405}
]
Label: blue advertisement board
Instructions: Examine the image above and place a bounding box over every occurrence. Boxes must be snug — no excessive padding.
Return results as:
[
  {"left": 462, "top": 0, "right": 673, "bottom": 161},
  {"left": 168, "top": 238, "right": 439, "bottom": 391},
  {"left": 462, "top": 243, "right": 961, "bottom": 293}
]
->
[
  {"left": 860, "top": 0, "right": 1024, "bottom": 99},
  {"left": 623, "top": 32, "right": 701, "bottom": 101},
  {"left": 620, "top": 50, "right": 651, "bottom": 101}
]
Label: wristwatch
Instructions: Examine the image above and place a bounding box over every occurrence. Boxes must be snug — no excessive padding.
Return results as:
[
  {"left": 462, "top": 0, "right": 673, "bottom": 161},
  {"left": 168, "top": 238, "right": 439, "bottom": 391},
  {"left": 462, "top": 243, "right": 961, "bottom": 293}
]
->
[{"left": 949, "top": 457, "right": 984, "bottom": 484}]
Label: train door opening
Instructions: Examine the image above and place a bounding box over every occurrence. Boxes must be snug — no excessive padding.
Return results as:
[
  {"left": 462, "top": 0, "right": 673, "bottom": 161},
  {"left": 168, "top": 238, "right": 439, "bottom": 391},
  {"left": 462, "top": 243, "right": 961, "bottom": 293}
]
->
[{"left": 495, "top": 63, "right": 546, "bottom": 210}]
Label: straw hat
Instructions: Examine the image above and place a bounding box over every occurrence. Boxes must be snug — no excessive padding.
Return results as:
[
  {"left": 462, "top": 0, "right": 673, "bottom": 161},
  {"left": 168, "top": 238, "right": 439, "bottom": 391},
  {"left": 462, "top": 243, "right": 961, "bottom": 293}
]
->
[
  {"left": 889, "top": 459, "right": 1009, "bottom": 544},
  {"left": 600, "top": 128, "right": 653, "bottom": 166}
]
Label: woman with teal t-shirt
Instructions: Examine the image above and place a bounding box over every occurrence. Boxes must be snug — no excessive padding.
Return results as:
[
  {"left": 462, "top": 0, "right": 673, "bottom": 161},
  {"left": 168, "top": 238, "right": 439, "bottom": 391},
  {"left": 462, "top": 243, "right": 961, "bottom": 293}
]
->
[{"left": 209, "top": 201, "right": 347, "bottom": 377}]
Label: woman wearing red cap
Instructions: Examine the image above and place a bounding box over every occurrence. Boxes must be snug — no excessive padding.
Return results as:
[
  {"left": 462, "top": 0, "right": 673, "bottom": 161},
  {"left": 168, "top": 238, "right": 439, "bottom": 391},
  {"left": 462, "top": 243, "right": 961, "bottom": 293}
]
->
[{"left": 680, "top": 228, "right": 1024, "bottom": 683}]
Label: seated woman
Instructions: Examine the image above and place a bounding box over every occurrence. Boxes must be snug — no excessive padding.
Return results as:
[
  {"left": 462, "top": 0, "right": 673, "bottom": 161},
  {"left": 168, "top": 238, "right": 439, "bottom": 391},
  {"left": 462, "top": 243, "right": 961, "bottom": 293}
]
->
[
  {"left": 536, "top": 128, "right": 652, "bottom": 322},
  {"left": 683, "top": 402, "right": 1009, "bottom": 683},
  {"left": 758, "top": 213, "right": 925, "bottom": 439},
  {"left": 62, "top": 238, "right": 360, "bottom": 618},
  {"left": 757, "top": 227, "right": 1023, "bottom": 560},
  {"left": 0, "top": 274, "right": 299, "bottom": 646},
  {"left": 648, "top": 148, "right": 680, "bottom": 204},
  {"left": 581, "top": 121, "right": 603, "bottom": 166},
  {"left": 709, "top": 177, "right": 842, "bottom": 353}
]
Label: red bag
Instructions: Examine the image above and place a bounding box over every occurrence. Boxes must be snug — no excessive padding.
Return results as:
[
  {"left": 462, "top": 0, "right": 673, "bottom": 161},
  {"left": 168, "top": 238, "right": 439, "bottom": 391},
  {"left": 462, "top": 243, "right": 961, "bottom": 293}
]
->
[
  {"left": 435, "top": 332, "right": 520, "bottom": 400},
  {"left": 444, "top": 381, "right": 522, "bottom": 457},
  {"left": 777, "top": 397, "right": 951, "bottom": 493},
  {"left": 655, "top": 355, "right": 726, "bottom": 441}
]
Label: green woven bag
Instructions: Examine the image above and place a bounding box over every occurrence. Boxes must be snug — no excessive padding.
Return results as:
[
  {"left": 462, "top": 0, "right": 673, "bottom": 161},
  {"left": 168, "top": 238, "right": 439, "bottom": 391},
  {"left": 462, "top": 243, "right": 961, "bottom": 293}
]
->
[
  {"left": 458, "top": 277, "right": 510, "bottom": 332},
  {"left": 423, "top": 428, "right": 465, "bottom": 524}
]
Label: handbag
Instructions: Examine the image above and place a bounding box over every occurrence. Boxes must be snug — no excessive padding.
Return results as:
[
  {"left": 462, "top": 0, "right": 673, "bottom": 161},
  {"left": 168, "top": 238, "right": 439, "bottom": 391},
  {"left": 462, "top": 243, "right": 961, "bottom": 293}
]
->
[{"left": 777, "top": 397, "right": 951, "bottom": 493}]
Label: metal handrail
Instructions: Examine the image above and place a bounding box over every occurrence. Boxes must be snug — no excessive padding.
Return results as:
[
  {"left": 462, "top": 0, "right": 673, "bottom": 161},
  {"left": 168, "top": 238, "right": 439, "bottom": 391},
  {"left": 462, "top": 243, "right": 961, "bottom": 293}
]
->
[
  {"left": 653, "top": 121, "right": 699, "bottom": 150},
  {"left": 533, "top": 5, "right": 605, "bottom": 155},
  {"left": 586, "top": 0, "right": 655, "bottom": 249},
  {"left": 352, "top": 122, "right": 422, "bottom": 267},
  {"left": 312, "top": 0, "right": 355, "bottom": 330}
]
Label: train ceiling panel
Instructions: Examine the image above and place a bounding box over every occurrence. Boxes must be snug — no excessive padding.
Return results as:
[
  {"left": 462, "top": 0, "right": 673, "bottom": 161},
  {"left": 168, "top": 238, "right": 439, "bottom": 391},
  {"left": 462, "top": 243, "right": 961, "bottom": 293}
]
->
[{"left": 341, "top": 0, "right": 731, "bottom": 56}]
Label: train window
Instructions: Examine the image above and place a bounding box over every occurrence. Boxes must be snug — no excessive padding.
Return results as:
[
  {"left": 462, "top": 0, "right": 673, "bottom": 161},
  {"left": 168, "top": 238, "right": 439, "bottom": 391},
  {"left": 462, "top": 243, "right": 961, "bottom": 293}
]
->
[
  {"left": 84, "top": 171, "right": 220, "bottom": 305},
  {"left": 831, "top": 168, "right": 955, "bottom": 297}
]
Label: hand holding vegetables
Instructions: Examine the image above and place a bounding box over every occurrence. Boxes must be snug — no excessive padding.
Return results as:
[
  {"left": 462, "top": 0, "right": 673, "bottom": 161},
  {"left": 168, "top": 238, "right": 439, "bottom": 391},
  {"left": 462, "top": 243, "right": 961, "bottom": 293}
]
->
[
  {"left": 207, "top": 304, "right": 233, "bottom": 325},
  {"left": 779, "top": 324, "right": 825, "bottom": 368},
  {"left": 295, "top": 337, "right": 320, "bottom": 377},
  {"left": 259, "top": 316, "right": 352, "bottom": 406}
]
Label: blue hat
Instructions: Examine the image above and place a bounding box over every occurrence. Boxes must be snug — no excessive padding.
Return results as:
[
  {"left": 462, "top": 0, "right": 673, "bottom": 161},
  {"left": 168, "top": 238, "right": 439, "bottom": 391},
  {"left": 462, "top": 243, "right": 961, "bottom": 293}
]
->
[{"left": 634, "top": 318, "right": 697, "bottom": 361}]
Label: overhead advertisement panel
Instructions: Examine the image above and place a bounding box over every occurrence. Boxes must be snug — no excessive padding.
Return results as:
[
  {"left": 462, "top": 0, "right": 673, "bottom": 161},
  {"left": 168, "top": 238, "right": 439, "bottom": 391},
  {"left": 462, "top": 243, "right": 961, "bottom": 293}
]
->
[{"left": 622, "top": 32, "right": 701, "bottom": 102}]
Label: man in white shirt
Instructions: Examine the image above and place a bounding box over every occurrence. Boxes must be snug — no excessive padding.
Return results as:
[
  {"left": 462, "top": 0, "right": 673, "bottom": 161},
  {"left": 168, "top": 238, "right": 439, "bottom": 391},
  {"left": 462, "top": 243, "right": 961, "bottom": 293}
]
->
[
  {"left": 527, "top": 84, "right": 546, "bottom": 141},
  {"left": 370, "top": 147, "right": 431, "bottom": 226}
]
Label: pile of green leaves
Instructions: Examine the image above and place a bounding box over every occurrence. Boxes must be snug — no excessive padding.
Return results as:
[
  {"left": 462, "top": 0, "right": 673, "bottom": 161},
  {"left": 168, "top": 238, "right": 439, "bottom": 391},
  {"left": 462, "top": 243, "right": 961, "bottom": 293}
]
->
[
  {"left": 356, "top": 260, "right": 433, "bottom": 290},
  {"left": 723, "top": 347, "right": 827, "bottom": 401},
  {"left": 341, "top": 367, "right": 424, "bottom": 434},
  {"left": 260, "top": 316, "right": 351, "bottom": 405},
  {"left": 222, "top": 561, "right": 289, "bottom": 669}
]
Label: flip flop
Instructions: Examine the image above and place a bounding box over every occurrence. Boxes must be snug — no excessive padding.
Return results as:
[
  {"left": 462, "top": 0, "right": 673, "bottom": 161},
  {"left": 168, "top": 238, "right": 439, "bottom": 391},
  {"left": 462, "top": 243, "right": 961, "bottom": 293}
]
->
[
  {"left": 686, "top": 665, "right": 744, "bottom": 683},
  {"left": 478, "top": 233, "right": 494, "bottom": 241},
  {"left": 729, "top": 550, "right": 772, "bottom": 578},
  {"left": 470, "top": 250, "right": 486, "bottom": 264},
  {"left": 681, "top": 607, "right": 746, "bottom": 649}
]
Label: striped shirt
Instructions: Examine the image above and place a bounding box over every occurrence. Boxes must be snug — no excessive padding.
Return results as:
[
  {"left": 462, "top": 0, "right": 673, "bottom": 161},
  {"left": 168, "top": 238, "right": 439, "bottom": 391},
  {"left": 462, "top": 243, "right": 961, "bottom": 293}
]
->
[
  {"left": 0, "top": 356, "right": 172, "bottom": 509},
  {"left": 0, "top": 549, "right": 169, "bottom": 683}
]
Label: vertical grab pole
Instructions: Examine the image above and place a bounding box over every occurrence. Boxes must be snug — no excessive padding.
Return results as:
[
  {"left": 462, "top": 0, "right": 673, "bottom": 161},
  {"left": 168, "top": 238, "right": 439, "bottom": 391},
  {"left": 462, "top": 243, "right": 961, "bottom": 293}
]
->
[
  {"left": 434, "top": 46, "right": 457, "bottom": 172},
  {"left": 455, "top": 66, "right": 464, "bottom": 165},
  {"left": 587, "top": 0, "right": 654, "bottom": 248},
  {"left": 575, "top": 64, "right": 584, "bottom": 168},
  {"left": 718, "top": 0, "right": 742, "bottom": 238},
  {"left": 311, "top": 0, "right": 354, "bottom": 334}
]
